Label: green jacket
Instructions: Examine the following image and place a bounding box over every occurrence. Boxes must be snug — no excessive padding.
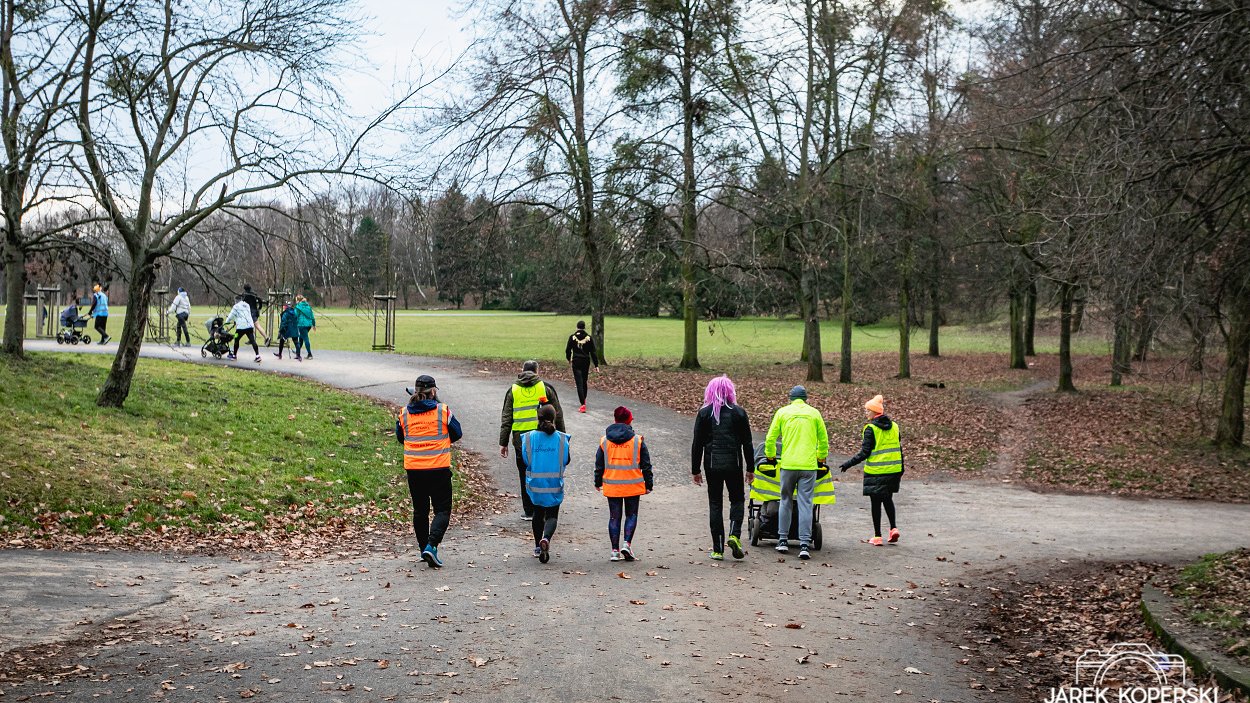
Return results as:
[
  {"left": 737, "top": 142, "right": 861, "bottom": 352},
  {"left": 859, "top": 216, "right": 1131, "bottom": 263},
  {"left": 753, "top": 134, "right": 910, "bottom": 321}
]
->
[
  {"left": 294, "top": 301, "right": 316, "bottom": 328},
  {"left": 763, "top": 399, "right": 829, "bottom": 471}
]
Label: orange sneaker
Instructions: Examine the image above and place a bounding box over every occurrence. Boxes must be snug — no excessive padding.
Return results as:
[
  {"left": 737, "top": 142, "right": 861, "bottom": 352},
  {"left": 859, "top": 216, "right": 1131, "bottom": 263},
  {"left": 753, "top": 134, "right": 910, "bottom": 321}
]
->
[
  {"left": 888, "top": 528, "right": 900, "bottom": 543},
  {"left": 869, "top": 536, "right": 884, "bottom": 546}
]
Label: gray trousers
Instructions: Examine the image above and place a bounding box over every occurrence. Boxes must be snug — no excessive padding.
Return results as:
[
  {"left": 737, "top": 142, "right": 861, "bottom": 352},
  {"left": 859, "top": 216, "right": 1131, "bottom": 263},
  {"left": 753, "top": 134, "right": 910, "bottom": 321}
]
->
[{"left": 777, "top": 469, "right": 816, "bottom": 546}]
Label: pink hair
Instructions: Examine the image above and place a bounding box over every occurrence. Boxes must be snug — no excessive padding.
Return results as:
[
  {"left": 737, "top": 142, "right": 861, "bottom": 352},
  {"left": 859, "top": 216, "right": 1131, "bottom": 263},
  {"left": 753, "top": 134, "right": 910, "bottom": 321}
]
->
[{"left": 703, "top": 375, "right": 737, "bottom": 424}]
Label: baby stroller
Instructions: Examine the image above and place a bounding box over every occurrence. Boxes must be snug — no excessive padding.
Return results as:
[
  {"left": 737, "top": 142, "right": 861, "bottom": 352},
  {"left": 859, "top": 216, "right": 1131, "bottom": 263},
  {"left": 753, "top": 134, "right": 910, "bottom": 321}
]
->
[
  {"left": 55, "top": 305, "right": 91, "bottom": 345},
  {"left": 747, "top": 441, "right": 827, "bottom": 550},
  {"left": 201, "top": 317, "right": 234, "bottom": 359}
]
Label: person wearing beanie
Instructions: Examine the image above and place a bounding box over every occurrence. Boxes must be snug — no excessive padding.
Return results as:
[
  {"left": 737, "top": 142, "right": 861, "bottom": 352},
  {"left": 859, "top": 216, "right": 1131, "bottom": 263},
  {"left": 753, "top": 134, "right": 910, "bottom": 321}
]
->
[
  {"left": 762, "top": 385, "right": 829, "bottom": 560},
  {"left": 691, "top": 375, "right": 754, "bottom": 560},
  {"left": 839, "top": 394, "right": 904, "bottom": 546},
  {"left": 167, "top": 287, "right": 191, "bottom": 347},
  {"left": 595, "top": 405, "right": 653, "bottom": 561},
  {"left": 565, "top": 319, "right": 600, "bottom": 413},
  {"left": 500, "top": 360, "right": 566, "bottom": 520},
  {"left": 395, "top": 375, "right": 463, "bottom": 568}
]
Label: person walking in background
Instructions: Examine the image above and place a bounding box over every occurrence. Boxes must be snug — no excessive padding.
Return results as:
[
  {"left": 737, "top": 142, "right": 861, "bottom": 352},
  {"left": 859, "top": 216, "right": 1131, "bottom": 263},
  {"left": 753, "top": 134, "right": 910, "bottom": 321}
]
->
[
  {"left": 522, "top": 404, "right": 570, "bottom": 564},
  {"left": 499, "top": 360, "right": 565, "bottom": 520},
  {"left": 595, "top": 406, "right": 653, "bottom": 562},
  {"left": 293, "top": 295, "right": 316, "bottom": 359},
  {"left": 273, "top": 303, "right": 300, "bottom": 360},
  {"left": 763, "top": 386, "right": 829, "bottom": 560},
  {"left": 224, "top": 294, "right": 261, "bottom": 363},
  {"left": 839, "top": 394, "right": 904, "bottom": 546},
  {"left": 691, "top": 375, "right": 754, "bottom": 561},
  {"left": 88, "top": 283, "right": 110, "bottom": 345},
  {"left": 241, "top": 284, "right": 269, "bottom": 344},
  {"left": 167, "top": 287, "right": 191, "bottom": 347},
  {"left": 565, "top": 320, "right": 599, "bottom": 413},
  {"left": 396, "top": 375, "right": 463, "bottom": 568}
]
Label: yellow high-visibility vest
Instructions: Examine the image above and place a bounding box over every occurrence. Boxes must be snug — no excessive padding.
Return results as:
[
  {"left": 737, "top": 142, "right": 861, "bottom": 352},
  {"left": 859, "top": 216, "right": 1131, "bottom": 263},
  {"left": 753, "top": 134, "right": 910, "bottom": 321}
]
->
[{"left": 510, "top": 383, "right": 547, "bottom": 432}]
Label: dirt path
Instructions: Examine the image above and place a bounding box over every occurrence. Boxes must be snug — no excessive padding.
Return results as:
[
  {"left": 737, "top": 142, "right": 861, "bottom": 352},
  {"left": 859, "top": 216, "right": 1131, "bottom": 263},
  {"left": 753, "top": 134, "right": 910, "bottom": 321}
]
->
[
  {"left": 985, "top": 380, "right": 1052, "bottom": 480},
  {"left": 5, "top": 342, "right": 1250, "bottom": 702}
]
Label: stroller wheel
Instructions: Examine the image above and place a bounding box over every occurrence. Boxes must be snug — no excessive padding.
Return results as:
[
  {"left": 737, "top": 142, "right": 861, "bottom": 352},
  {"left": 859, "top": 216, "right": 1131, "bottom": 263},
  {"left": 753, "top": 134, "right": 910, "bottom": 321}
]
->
[
  {"left": 82, "top": 335, "right": 91, "bottom": 344},
  {"left": 749, "top": 517, "right": 762, "bottom": 547},
  {"left": 201, "top": 347, "right": 208, "bottom": 358},
  {"left": 56, "top": 334, "right": 65, "bottom": 345},
  {"left": 812, "top": 523, "right": 823, "bottom": 551}
]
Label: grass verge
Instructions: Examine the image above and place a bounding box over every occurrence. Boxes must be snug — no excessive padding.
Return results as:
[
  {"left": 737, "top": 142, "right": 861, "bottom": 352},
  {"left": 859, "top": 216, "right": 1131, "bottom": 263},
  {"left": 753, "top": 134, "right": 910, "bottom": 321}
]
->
[
  {"left": 1171, "top": 549, "right": 1250, "bottom": 664},
  {"left": 0, "top": 353, "right": 485, "bottom": 553}
]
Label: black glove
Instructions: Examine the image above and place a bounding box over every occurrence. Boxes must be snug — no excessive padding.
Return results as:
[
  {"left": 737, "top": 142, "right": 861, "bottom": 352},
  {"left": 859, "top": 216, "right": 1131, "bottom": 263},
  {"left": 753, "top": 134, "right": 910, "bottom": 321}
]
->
[
  {"left": 839, "top": 461, "right": 851, "bottom": 473},
  {"left": 817, "top": 461, "right": 828, "bottom": 470}
]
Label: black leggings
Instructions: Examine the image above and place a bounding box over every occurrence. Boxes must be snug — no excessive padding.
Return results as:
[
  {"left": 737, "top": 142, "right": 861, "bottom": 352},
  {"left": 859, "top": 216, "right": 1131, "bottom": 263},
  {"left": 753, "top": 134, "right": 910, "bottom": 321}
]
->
[
  {"left": 407, "top": 469, "right": 453, "bottom": 548},
  {"left": 233, "top": 327, "right": 259, "bottom": 356},
  {"left": 174, "top": 313, "right": 190, "bottom": 344},
  {"left": 94, "top": 315, "right": 108, "bottom": 338},
  {"left": 870, "top": 494, "right": 897, "bottom": 537},
  {"left": 513, "top": 441, "right": 534, "bottom": 516},
  {"left": 571, "top": 359, "right": 590, "bottom": 405},
  {"left": 705, "top": 467, "right": 745, "bottom": 551},
  {"left": 531, "top": 504, "right": 560, "bottom": 544},
  {"left": 607, "top": 496, "right": 640, "bottom": 550}
]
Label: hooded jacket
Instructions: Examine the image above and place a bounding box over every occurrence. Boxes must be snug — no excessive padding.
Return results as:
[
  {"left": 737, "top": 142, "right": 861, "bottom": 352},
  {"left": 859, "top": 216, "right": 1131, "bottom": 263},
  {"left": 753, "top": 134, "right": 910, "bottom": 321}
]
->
[
  {"left": 279, "top": 308, "right": 299, "bottom": 338},
  {"left": 594, "top": 423, "right": 653, "bottom": 491},
  {"left": 394, "top": 398, "right": 464, "bottom": 447},
  {"left": 294, "top": 300, "right": 316, "bottom": 328},
  {"left": 224, "top": 300, "right": 255, "bottom": 330},
  {"left": 167, "top": 291, "right": 191, "bottom": 316},
  {"left": 565, "top": 330, "right": 599, "bottom": 366},
  {"left": 498, "top": 371, "right": 565, "bottom": 446},
  {"left": 691, "top": 403, "right": 754, "bottom": 475},
  {"left": 763, "top": 399, "right": 829, "bottom": 471}
]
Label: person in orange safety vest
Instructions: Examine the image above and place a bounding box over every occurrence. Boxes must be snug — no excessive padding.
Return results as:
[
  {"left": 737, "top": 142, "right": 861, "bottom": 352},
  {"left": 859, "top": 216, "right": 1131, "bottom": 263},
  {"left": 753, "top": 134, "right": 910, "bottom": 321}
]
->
[
  {"left": 396, "top": 375, "right": 463, "bottom": 568},
  {"left": 594, "top": 406, "right": 654, "bottom": 562}
]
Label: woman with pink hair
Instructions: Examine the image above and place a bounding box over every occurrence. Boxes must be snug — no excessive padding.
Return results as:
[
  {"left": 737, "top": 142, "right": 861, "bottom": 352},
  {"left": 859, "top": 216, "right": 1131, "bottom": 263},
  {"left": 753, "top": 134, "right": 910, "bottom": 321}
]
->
[{"left": 691, "top": 375, "right": 755, "bottom": 560}]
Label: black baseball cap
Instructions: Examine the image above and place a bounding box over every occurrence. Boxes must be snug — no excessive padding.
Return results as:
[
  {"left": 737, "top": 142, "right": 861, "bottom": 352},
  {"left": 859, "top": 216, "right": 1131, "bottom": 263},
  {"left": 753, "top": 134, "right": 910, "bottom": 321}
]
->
[{"left": 406, "top": 375, "right": 437, "bottom": 395}]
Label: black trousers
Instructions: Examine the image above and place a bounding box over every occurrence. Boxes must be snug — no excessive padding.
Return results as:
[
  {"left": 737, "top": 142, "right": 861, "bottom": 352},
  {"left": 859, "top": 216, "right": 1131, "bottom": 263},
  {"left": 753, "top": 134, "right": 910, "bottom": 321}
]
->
[
  {"left": 513, "top": 438, "right": 534, "bottom": 516},
  {"left": 571, "top": 359, "right": 591, "bottom": 405},
  {"left": 531, "top": 504, "right": 560, "bottom": 543},
  {"left": 94, "top": 315, "right": 108, "bottom": 338},
  {"left": 232, "top": 327, "right": 258, "bottom": 356},
  {"left": 706, "top": 466, "right": 746, "bottom": 551},
  {"left": 174, "top": 312, "right": 190, "bottom": 344},
  {"left": 406, "top": 469, "right": 453, "bottom": 548}
]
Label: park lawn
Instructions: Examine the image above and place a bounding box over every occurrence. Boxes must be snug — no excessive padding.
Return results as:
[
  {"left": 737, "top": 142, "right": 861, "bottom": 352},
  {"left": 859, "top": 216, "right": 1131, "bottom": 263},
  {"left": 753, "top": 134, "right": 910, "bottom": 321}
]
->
[
  {"left": 0, "top": 353, "right": 472, "bottom": 550},
  {"left": 34, "top": 306, "right": 1113, "bottom": 365},
  {"left": 1170, "top": 549, "right": 1250, "bottom": 665}
]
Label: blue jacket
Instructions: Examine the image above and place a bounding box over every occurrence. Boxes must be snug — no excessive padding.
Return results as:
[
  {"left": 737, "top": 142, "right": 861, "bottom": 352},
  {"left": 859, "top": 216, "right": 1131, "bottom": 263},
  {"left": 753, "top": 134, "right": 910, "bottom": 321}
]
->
[
  {"left": 90, "top": 291, "right": 108, "bottom": 317},
  {"left": 394, "top": 398, "right": 463, "bottom": 447},
  {"left": 279, "top": 308, "right": 299, "bottom": 338},
  {"left": 522, "top": 430, "right": 571, "bottom": 507}
]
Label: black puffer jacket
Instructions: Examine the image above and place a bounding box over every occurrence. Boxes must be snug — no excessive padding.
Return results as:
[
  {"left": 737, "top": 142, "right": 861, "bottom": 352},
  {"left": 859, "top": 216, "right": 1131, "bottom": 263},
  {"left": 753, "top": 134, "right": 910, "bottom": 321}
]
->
[
  {"left": 691, "top": 404, "right": 754, "bottom": 474},
  {"left": 840, "top": 415, "right": 903, "bottom": 496}
]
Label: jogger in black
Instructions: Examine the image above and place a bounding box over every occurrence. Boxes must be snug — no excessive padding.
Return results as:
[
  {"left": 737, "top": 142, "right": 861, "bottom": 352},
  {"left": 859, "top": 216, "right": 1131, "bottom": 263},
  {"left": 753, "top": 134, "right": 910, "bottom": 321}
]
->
[
  {"left": 691, "top": 375, "right": 755, "bottom": 560},
  {"left": 565, "top": 320, "right": 599, "bottom": 412}
]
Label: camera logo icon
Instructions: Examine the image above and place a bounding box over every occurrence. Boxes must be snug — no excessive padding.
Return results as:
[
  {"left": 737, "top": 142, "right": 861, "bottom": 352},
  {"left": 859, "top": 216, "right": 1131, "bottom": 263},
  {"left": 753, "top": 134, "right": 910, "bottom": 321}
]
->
[{"left": 1073, "top": 643, "right": 1188, "bottom": 687}]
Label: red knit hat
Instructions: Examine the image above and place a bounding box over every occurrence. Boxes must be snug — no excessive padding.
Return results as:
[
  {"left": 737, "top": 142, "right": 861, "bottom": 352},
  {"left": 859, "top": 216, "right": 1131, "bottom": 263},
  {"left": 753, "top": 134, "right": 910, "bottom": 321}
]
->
[{"left": 614, "top": 406, "right": 633, "bottom": 424}]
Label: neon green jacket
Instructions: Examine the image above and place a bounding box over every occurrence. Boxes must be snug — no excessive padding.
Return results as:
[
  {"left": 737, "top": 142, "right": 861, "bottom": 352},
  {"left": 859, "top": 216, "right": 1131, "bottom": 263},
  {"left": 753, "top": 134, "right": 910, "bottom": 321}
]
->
[{"left": 763, "top": 399, "right": 829, "bottom": 471}]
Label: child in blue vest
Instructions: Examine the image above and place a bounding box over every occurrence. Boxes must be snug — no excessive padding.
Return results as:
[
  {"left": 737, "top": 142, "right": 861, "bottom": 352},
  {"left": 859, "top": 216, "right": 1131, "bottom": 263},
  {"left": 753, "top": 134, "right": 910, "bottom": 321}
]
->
[{"left": 522, "top": 405, "right": 570, "bottom": 563}]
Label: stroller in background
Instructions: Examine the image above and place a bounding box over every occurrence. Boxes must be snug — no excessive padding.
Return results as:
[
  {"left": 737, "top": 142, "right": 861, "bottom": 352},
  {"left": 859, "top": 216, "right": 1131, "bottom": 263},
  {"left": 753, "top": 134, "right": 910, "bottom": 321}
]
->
[
  {"left": 55, "top": 304, "right": 91, "bottom": 345},
  {"left": 201, "top": 317, "right": 234, "bottom": 359},
  {"left": 747, "top": 440, "right": 827, "bottom": 550}
]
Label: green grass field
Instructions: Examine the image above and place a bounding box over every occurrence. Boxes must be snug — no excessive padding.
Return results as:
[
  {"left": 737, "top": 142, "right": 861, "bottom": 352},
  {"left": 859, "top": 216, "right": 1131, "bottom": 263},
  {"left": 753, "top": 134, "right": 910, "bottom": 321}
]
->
[
  {"left": 25, "top": 306, "right": 1113, "bottom": 365},
  {"left": 0, "top": 353, "right": 456, "bottom": 536}
]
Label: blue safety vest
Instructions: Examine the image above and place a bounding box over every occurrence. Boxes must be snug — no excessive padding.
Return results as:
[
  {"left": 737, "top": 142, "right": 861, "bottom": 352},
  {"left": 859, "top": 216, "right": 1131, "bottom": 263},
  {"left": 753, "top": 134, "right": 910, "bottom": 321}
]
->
[{"left": 522, "top": 430, "right": 570, "bottom": 508}]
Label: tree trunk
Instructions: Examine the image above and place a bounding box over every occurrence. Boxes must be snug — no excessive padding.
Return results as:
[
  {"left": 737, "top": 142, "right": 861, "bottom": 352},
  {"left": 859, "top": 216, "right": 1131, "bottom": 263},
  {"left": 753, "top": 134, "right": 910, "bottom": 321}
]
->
[
  {"left": 97, "top": 262, "right": 157, "bottom": 408},
  {"left": 1009, "top": 288, "right": 1027, "bottom": 370},
  {"left": 927, "top": 277, "right": 940, "bottom": 358},
  {"left": 1182, "top": 311, "right": 1206, "bottom": 373},
  {"left": 1132, "top": 317, "right": 1154, "bottom": 363},
  {"left": 898, "top": 274, "right": 911, "bottom": 379},
  {"left": 592, "top": 310, "right": 606, "bottom": 367},
  {"left": 839, "top": 235, "right": 853, "bottom": 383},
  {"left": 1215, "top": 291, "right": 1250, "bottom": 448},
  {"left": 802, "top": 265, "right": 823, "bottom": 382},
  {"left": 1071, "top": 289, "right": 1086, "bottom": 334},
  {"left": 1024, "top": 280, "right": 1037, "bottom": 356},
  {"left": 2, "top": 237, "right": 25, "bottom": 357},
  {"left": 1057, "top": 281, "right": 1076, "bottom": 392},
  {"left": 1111, "top": 303, "right": 1131, "bottom": 387}
]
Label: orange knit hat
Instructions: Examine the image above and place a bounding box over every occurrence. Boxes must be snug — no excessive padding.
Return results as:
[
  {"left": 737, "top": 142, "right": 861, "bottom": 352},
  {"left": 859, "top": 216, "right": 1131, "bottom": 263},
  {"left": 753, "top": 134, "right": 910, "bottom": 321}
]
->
[{"left": 864, "top": 394, "right": 885, "bottom": 416}]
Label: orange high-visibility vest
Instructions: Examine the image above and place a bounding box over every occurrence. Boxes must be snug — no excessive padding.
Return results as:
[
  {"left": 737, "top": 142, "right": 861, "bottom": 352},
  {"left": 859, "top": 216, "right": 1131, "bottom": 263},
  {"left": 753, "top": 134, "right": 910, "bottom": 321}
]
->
[
  {"left": 600, "top": 435, "right": 645, "bottom": 498},
  {"left": 401, "top": 404, "right": 452, "bottom": 470}
]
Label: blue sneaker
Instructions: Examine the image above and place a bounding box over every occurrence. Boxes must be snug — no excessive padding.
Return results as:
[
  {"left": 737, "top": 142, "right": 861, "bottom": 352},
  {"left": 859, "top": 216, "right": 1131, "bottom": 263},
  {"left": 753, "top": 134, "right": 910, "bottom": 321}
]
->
[{"left": 421, "top": 545, "right": 443, "bottom": 568}]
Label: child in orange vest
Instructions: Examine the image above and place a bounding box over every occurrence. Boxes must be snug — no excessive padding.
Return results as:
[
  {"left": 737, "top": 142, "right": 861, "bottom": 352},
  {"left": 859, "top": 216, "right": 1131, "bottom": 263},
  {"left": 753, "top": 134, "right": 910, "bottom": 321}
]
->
[{"left": 595, "top": 406, "right": 654, "bottom": 561}]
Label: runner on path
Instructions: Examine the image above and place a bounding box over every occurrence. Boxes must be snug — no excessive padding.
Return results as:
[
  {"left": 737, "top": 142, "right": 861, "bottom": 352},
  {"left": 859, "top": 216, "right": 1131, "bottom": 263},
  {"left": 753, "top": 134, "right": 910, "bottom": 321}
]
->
[
  {"left": 691, "top": 375, "right": 754, "bottom": 561},
  {"left": 839, "top": 394, "right": 904, "bottom": 546},
  {"left": 499, "top": 360, "right": 565, "bottom": 520},
  {"left": 396, "top": 375, "right": 463, "bottom": 568},
  {"left": 565, "top": 320, "right": 599, "bottom": 413},
  {"left": 595, "top": 406, "right": 653, "bottom": 562},
  {"left": 521, "top": 404, "right": 570, "bottom": 564}
]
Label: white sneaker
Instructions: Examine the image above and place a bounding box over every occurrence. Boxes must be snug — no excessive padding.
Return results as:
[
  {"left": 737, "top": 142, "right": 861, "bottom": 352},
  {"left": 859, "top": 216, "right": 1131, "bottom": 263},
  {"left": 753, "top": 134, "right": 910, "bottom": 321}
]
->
[
  {"left": 775, "top": 541, "right": 789, "bottom": 553},
  {"left": 609, "top": 550, "right": 622, "bottom": 562},
  {"left": 621, "top": 542, "right": 635, "bottom": 561}
]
